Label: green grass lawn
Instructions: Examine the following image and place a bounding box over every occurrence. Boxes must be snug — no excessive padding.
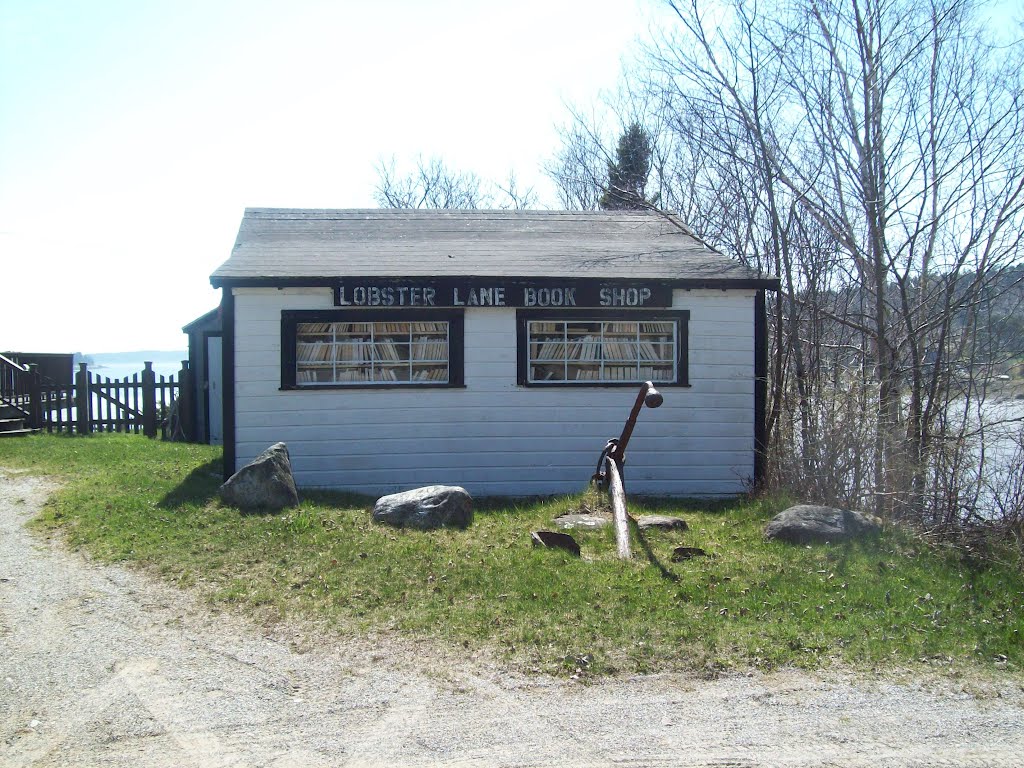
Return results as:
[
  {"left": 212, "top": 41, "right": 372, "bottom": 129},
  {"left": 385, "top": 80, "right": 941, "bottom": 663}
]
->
[{"left": 2, "top": 433, "right": 1021, "bottom": 676}]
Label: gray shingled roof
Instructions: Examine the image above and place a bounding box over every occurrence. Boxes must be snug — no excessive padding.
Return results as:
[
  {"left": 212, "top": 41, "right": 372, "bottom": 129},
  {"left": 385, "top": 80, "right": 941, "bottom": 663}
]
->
[{"left": 210, "top": 208, "right": 774, "bottom": 286}]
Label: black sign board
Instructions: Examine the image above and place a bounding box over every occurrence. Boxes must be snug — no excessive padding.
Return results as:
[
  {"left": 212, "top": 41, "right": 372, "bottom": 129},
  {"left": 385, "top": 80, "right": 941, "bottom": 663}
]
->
[{"left": 333, "top": 278, "right": 672, "bottom": 309}]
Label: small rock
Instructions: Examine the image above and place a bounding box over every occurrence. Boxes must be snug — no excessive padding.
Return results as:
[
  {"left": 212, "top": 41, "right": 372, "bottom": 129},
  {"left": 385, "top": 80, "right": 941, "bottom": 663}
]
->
[
  {"left": 531, "top": 530, "right": 581, "bottom": 557},
  {"left": 671, "top": 547, "right": 708, "bottom": 561},
  {"left": 372, "top": 485, "right": 473, "bottom": 530},
  {"left": 219, "top": 442, "right": 299, "bottom": 511},
  {"left": 636, "top": 515, "right": 688, "bottom": 531},
  {"left": 553, "top": 514, "right": 609, "bottom": 530}
]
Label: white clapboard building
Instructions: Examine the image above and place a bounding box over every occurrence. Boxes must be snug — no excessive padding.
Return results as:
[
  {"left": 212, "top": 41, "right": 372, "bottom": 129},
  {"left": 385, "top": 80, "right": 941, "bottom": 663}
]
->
[{"left": 210, "top": 209, "right": 778, "bottom": 497}]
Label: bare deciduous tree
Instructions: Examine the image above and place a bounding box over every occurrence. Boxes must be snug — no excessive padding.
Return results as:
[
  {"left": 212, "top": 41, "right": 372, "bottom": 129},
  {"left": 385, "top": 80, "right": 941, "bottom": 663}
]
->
[
  {"left": 551, "top": 0, "right": 1024, "bottom": 533},
  {"left": 374, "top": 156, "right": 537, "bottom": 210},
  {"left": 673, "top": 0, "right": 1024, "bottom": 524}
]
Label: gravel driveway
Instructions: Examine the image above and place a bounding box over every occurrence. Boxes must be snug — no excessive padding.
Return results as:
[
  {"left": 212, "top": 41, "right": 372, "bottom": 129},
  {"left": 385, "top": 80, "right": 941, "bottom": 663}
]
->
[{"left": 2, "top": 469, "right": 1023, "bottom": 767}]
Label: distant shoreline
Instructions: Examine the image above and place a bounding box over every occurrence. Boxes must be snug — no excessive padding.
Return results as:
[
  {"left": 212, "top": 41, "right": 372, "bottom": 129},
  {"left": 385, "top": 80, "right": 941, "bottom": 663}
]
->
[
  {"left": 82, "top": 350, "right": 186, "bottom": 363},
  {"left": 990, "top": 378, "right": 1024, "bottom": 401}
]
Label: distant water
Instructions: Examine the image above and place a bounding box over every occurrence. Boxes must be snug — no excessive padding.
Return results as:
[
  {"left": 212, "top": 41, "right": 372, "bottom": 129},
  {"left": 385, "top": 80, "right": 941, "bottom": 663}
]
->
[
  {"left": 48, "top": 356, "right": 189, "bottom": 427},
  {"left": 976, "top": 398, "right": 1024, "bottom": 515}
]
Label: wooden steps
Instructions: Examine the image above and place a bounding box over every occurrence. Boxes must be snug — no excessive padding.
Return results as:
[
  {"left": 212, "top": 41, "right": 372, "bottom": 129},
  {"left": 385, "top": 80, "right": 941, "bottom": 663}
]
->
[{"left": 0, "top": 411, "right": 34, "bottom": 438}]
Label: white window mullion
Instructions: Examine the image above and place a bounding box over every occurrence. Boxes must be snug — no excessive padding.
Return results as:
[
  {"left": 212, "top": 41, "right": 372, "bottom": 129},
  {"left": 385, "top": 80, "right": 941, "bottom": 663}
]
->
[
  {"left": 331, "top": 322, "right": 338, "bottom": 383},
  {"left": 562, "top": 322, "right": 569, "bottom": 381},
  {"left": 599, "top": 322, "right": 606, "bottom": 382}
]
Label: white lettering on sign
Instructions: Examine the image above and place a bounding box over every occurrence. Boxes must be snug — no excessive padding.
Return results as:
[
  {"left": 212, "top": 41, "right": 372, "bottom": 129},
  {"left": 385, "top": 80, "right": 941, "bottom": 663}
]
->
[
  {"left": 599, "top": 286, "right": 653, "bottom": 306},
  {"left": 453, "top": 287, "right": 509, "bottom": 306},
  {"left": 338, "top": 282, "right": 665, "bottom": 307},
  {"left": 523, "top": 287, "right": 577, "bottom": 307},
  {"left": 337, "top": 286, "right": 437, "bottom": 306}
]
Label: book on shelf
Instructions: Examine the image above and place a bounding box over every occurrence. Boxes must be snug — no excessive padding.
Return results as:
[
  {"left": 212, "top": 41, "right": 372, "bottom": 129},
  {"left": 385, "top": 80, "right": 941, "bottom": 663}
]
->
[
  {"left": 530, "top": 322, "right": 560, "bottom": 334},
  {"left": 637, "top": 342, "right": 674, "bottom": 363},
  {"left": 296, "top": 341, "right": 324, "bottom": 363},
  {"left": 603, "top": 340, "right": 637, "bottom": 362},
  {"left": 411, "top": 340, "right": 447, "bottom": 360},
  {"left": 372, "top": 340, "right": 402, "bottom": 362},
  {"left": 605, "top": 321, "right": 638, "bottom": 334},
  {"left": 347, "top": 341, "right": 375, "bottom": 362},
  {"left": 412, "top": 366, "right": 448, "bottom": 382},
  {"left": 640, "top": 322, "right": 673, "bottom": 334},
  {"left": 411, "top": 322, "right": 446, "bottom": 334},
  {"left": 534, "top": 341, "right": 566, "bottom": 361},
  {"left": 571, "top": 335, "right": 599, "bottom": 361}
]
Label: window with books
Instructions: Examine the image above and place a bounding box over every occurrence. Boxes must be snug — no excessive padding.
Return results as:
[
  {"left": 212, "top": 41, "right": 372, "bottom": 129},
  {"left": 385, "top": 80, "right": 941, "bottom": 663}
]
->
[
  {"left": 517, "top": 310, "right": 688, "bottom": 386},
  {"left": 281, "top": 310, "right": 463, "bottom": 388}
]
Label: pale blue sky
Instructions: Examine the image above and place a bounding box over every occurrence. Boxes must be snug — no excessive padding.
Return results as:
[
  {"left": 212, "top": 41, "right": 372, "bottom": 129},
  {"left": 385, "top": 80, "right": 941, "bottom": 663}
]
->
[
  {"left": 1, "top": 0, "right": 659, "bottom": 352},
  {"left": 6, "top": 1, "right": 1015, "bottom": 354}
]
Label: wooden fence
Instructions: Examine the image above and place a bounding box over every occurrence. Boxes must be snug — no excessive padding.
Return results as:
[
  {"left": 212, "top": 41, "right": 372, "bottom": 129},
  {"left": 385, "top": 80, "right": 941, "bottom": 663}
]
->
[{"left": 2, "top": 358, "right": 194, "bottom": 439}]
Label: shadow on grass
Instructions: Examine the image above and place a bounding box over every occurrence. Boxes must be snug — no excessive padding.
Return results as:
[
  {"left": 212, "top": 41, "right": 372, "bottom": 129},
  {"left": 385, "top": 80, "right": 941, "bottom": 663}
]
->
[
  {"left": 299, "top": 488, "right": 376, "bottom": 510},
  {"left": 630, "top": 519, "right": 682, "bottom": 583},
  {"left": 159, "top": 469, "right": 378, "bottom": 515},
  {"left": 630, "top": 494, "right": 763, "bottom": 517},
  {"left": 157, "top": 458, "right": 223, "bottom": 509},
  {"left": 830, "top": 535, "right": 887, "bottom": 571}
]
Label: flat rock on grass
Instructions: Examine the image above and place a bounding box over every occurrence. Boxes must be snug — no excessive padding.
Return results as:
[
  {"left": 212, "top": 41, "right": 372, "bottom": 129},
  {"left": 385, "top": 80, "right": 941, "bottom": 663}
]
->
[
  {"left": 372, "top": 485, "right": 473, "bottom": 530},
  {"left": 553, "top": 513, "right": 609, "bottom": 531},
  {"left": 764, "top": 504, "right": 881, "bottom": 545},
  {"left": 636, "top": 515, "right": 688, "bottom": 531},
  {"left": 531, "top": 530, "right": 581, "bottom": 556}
]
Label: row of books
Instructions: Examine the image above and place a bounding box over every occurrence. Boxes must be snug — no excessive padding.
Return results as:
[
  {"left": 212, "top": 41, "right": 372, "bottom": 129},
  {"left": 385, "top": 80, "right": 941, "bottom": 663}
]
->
[
  {"left": 297, "top": 339, "right": 448, "bottom": 363},
  {"left": 297, "top": 322, "right": 447, "bottom": 335},
  {"left": 296, "top": 364, "right": 448, "bottom": 384},
  {"left": 297, "top": 369, "right": 373, "bottom": 383},
  {"left": 371, "top": 339, "right": 448, "bottom": 361},
  {"left": 412, "top": 367, "right": 449, "bottom": 381},
  {"left": 531, "top": 365, "right": 672, "bottom": 382},
  {"left": 529, "top": 321, "right": 674, "bottom": 335},
  {"left": 530, "top": 338, "right": 673, "bottom": 363}
]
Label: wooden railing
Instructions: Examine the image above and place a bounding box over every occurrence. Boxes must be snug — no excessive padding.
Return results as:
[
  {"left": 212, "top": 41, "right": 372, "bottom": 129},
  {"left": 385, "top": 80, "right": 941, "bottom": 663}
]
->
[
  {"left": 1, "top": 358, "right": 195, "bottom": 440},
  {"left": 0, "top": 353, "right": 32, "bottom": 415}
]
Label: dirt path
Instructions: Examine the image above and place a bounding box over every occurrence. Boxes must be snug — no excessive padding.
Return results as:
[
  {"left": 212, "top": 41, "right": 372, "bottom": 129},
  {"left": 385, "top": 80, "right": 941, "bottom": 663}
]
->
[{"left": 2, "top": 469, "right": 1023, "bottom": 767}]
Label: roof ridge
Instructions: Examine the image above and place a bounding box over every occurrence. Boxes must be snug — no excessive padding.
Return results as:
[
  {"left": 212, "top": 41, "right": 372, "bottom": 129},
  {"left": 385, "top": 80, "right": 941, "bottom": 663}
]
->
[
  {"left": 210, "top": 207, "right": 780, "bottom": 288},
  {"left": 242, "top": 208, "right": 670, "bottom": 217}
]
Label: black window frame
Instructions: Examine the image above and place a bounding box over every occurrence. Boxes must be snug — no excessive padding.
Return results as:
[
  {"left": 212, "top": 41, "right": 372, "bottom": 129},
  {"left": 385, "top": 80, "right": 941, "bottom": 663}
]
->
[
  {"left": 281, "top": 308, "right": 465, "bottom": 390},
  {"left": 516, "top": 308, "right": 690, "bottom": 388}
]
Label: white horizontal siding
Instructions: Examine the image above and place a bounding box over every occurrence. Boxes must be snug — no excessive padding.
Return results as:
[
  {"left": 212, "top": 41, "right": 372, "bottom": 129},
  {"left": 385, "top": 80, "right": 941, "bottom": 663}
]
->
[
  {"left": 235, "top": 407, "right": 753, "bottom": 433},
  {"left": 230, "top": 287, "right": 756, "bottom": 496}
]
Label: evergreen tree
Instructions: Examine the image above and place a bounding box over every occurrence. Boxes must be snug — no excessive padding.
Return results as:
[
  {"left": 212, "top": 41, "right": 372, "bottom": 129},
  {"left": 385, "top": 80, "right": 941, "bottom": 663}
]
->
[{"left": 599, "top": 123, "right": 653, "bottom": 210}]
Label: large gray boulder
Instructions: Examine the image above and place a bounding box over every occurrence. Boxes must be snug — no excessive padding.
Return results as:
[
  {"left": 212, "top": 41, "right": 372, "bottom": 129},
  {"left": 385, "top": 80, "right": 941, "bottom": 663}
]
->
[
  {"left": 764, "top": 504, "right": 881, "bottom": 544},
  {"left": 372, "top": 485, "right": 473, "bottom": 530},
  {"left": 219, "top": 442, "right": 299, "bottom": 511}
]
